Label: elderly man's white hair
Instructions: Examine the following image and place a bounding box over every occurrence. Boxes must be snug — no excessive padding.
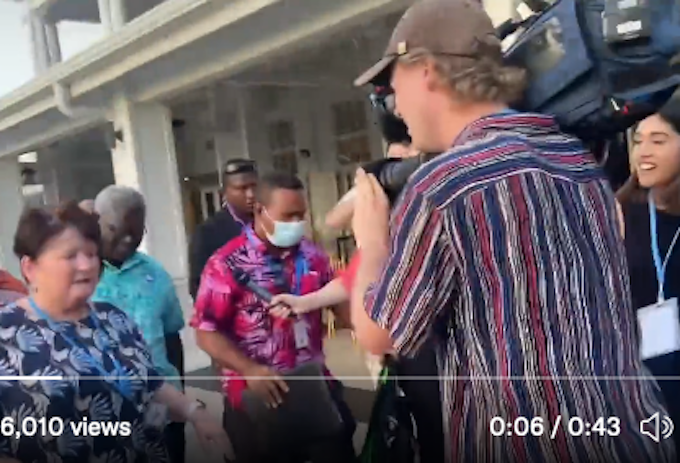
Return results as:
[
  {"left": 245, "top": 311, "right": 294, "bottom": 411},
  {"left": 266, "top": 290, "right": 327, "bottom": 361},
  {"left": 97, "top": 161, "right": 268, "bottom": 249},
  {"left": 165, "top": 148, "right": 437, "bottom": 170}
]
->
[{"left": 94, "top": 185, "right": 145, "bottom": 219}]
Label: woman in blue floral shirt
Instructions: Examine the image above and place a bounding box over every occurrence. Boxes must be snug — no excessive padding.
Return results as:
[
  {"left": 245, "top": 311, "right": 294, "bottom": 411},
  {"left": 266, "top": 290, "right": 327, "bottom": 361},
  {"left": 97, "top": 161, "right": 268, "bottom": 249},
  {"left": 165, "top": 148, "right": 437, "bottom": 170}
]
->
[{"left": 0, "top": 202, "right": 232, "bottom": 463}]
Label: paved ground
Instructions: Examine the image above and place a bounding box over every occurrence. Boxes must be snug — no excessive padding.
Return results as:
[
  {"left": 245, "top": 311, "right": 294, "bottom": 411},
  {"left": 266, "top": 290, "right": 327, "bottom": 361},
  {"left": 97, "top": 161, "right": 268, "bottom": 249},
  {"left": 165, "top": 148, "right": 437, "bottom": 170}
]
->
[{"left": 182, "top": 330, "right": 378, "bottom": 460}]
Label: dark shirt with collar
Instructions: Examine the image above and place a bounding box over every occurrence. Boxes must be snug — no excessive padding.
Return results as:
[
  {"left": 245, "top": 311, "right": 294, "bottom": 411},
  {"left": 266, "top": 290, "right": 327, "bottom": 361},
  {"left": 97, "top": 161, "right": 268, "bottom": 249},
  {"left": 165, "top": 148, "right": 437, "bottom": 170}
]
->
[{"left": 188, "top": 206, "right": 245, "bottom": 300}]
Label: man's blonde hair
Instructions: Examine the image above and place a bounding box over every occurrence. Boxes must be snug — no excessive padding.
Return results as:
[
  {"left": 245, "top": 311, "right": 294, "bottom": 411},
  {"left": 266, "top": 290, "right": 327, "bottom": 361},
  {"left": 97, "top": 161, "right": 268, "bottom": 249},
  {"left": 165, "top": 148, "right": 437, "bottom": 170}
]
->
[{"left": 399, "top": 45, "right": 527, "bottom": 105}]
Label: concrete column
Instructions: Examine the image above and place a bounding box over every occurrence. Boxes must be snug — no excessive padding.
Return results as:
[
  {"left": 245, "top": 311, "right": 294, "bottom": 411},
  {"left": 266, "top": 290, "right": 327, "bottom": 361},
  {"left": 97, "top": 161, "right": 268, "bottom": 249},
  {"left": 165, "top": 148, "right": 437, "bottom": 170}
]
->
[
  {"left": 28, "top": 13, "right": 49, "bottom": 73},
  {"left": 107, "top": 97, "right": 214, "bottom": 370},
  {"left": 98, "top": 0, "right": 112, "bottom": 31},
  {"left": 26, "top": 12, "right": 50, "bottom": 74},
  {"left": 110, "top": 107, "right": 209, "bottom": 372},
  {"left": 109, "top": 97, "right": 188, "bottom": 282},
  {"left": 110, "top": 0, "right": 127, "bottom": 30},
  {"left": 0, "top": 157, "right": 25, "bottom": 277}
]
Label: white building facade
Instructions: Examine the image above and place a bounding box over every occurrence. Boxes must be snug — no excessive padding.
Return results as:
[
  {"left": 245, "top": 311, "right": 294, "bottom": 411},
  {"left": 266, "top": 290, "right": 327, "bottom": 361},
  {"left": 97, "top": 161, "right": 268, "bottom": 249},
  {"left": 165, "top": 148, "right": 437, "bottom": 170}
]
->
[{"left": 0, "top": 0, "right": 521, "bottom": 371}]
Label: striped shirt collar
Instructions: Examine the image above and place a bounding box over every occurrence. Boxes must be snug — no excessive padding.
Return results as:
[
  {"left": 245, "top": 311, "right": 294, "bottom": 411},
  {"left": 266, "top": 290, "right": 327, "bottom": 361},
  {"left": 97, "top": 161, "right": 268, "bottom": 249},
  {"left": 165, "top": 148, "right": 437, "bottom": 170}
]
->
[{"left": 453, "top": 111, "right": 559, "bottom": 146}]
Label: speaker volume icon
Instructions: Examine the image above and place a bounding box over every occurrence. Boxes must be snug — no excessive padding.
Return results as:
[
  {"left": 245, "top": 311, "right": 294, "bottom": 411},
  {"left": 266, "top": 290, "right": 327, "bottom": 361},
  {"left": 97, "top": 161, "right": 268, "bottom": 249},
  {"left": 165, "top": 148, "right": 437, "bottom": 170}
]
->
[{"left": 640, "top": 412, "right": 674, "bottom": 442}]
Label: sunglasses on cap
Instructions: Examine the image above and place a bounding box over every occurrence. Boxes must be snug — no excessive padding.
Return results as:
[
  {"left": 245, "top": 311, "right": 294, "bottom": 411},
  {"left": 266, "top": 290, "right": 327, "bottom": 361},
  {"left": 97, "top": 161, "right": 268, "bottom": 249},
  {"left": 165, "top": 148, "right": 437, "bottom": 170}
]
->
[
  {"left": 369, "top": 86, "right": 396, "bottom": 116},
  {"left": 223, "top": 160, "right": 257, "bottom": 175}
]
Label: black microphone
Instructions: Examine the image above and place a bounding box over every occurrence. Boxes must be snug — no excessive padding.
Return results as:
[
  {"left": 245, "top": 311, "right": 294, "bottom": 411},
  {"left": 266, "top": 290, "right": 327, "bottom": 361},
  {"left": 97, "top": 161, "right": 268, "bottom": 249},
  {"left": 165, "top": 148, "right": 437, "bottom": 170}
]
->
[{"left": 231, "top": 268, "right": 274, "bottom": 303}]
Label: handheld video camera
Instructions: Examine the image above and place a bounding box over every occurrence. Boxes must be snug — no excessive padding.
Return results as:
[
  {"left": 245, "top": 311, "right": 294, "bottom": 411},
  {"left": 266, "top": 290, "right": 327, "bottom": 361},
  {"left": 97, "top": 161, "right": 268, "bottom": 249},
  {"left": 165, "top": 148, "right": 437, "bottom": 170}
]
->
[{"left": 363, "top": 86, "right": 432, "bottom": 204}]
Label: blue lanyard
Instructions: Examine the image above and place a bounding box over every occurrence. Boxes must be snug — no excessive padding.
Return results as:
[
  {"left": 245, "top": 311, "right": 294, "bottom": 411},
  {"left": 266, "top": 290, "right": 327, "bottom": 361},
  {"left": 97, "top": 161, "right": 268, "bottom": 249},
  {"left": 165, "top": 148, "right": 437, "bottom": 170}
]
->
[
  {"left": 28, "top": 298, "right": 133, "bottom": 401},
  {"left": 245, "top": 228, "right": 308, "bottom": 295},
  {"left": 648, "top": 195, "right": 680, "bottom": 302}
]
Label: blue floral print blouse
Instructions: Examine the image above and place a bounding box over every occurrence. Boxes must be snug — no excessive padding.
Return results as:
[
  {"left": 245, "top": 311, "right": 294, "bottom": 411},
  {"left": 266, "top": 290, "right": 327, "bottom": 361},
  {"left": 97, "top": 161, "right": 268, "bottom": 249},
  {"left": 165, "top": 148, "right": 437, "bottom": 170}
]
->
[{"left": 0, "top": 301, "right": 169, "bottom": 462}]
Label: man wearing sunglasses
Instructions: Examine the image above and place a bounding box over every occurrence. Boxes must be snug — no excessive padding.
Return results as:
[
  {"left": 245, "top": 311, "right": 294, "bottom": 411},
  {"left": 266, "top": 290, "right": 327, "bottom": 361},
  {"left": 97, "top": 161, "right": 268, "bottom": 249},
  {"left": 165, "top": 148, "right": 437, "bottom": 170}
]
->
[{"left": 188, "top": 159, "right": 258, "bottom": 300}]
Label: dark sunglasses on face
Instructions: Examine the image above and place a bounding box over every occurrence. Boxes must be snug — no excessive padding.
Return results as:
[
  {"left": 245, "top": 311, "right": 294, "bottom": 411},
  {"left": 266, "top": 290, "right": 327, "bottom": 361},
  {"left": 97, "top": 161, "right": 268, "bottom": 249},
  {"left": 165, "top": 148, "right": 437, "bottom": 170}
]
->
[{"left": 370, "top": 86, "right": 396, "bottom": 115}]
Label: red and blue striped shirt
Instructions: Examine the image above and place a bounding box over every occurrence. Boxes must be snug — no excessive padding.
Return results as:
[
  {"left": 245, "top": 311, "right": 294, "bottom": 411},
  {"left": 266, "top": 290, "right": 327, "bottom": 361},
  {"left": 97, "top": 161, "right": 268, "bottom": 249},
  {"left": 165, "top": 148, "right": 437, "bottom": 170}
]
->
[{"left": 366, "top": 112, "right": 675, "bottom": 462}]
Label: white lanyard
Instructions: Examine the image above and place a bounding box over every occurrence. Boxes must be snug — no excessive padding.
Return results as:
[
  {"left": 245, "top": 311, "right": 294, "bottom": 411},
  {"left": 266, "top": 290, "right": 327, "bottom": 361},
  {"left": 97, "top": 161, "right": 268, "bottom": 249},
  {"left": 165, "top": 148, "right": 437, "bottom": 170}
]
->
[{"left": 648, "top": 195, "right": 680, "bottom": 302}]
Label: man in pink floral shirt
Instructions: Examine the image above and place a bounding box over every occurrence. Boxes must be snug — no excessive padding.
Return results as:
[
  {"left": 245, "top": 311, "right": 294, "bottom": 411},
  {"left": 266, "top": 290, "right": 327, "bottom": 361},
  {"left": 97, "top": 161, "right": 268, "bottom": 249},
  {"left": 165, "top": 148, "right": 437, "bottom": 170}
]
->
[{"left": 191, "top": 172, "right": 356, "bottom": 463}]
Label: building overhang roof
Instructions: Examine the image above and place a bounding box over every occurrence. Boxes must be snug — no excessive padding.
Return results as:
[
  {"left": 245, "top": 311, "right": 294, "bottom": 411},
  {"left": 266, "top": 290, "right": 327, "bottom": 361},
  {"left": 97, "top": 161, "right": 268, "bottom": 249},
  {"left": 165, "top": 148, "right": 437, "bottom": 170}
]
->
[
  {"left": 0, "top": 0, "right": 412, "bottom": 158},
  {"left": 28, "top": 0, "right": 168, "bottom": 24}
]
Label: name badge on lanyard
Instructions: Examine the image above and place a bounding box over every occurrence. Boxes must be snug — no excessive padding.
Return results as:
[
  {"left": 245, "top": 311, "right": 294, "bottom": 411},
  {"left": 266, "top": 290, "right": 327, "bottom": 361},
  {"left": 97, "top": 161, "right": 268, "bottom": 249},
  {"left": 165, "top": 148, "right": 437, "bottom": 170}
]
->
[
  {"left": 638, "top": 195, "right": 680, "bottom": 361},
  {"left": 294, "top": 319, "right": 310, "bottom": 349},
  {"left": 292, "top": 255, "right": 310, "bottom": 349}
]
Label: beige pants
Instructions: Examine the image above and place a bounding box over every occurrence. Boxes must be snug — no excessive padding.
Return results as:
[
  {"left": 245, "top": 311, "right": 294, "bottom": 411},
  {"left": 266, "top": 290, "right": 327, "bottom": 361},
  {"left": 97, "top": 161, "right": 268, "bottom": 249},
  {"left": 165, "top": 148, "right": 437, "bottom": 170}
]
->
[
  {"left": 364, "top": 352, "right": 383, "bottom": 387},
  {"left": 350, "top": 331, "right": 384, "bottom": 387}
]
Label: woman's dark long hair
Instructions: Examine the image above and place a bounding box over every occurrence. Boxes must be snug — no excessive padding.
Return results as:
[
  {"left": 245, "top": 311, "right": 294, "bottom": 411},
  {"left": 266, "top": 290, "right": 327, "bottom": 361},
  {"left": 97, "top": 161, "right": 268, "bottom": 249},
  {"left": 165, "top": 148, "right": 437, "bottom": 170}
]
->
[
  {"left": 376, "top": 108, "right": 411, "bottom": 146},
  {"left": 616, "top": 98, "right": 680, "bottom": 214}
]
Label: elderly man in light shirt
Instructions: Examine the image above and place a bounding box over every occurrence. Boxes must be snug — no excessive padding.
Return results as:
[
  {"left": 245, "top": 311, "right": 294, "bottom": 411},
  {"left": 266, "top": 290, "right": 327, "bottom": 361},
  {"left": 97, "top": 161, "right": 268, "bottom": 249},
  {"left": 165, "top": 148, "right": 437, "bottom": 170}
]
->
[{"left": 90, "top": 185, "right": 187, "bottom": 463}]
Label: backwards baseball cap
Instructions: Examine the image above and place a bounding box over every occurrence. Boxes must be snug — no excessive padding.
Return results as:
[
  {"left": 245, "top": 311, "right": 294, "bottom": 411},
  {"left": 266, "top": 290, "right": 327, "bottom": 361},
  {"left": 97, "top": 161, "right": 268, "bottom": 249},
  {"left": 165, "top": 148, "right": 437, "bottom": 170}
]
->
[{"left": 354, "top": 0, "right": 500, "bottom": 87}]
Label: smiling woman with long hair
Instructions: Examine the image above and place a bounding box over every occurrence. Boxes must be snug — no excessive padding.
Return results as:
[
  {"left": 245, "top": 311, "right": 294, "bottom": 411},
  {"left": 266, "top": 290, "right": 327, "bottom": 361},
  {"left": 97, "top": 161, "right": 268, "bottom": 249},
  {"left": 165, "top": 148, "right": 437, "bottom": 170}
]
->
[
  {"left": 617, "top": 98, "right": 680, "bottom": 458},
  {"left": 0, "top": 201, "right": 232, "bottom": 463}
]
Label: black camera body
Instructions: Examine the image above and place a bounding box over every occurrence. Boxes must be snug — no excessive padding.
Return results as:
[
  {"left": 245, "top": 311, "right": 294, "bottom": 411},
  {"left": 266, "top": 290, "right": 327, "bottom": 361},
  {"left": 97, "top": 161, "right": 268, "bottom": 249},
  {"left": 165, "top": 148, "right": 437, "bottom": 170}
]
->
[{"left": 361, "top": 154, "right": 437, "bottom": 205}]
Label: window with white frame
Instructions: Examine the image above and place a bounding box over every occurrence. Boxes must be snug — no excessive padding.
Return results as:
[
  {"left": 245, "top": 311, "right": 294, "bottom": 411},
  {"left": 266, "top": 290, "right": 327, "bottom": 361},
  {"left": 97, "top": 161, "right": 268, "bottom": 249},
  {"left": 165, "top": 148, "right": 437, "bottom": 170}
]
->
[
  {"left": 332, "top": 100, "right": 371, "bottom": 165},
  {"left": 267, "top": 120, "right": 298, "bottom": 175}
]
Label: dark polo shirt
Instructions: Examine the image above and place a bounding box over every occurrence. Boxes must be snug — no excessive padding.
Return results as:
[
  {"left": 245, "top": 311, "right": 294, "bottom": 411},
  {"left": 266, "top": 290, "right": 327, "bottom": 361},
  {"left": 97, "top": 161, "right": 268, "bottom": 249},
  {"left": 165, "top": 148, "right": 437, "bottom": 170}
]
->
[{"left": 188, "top": 206, "right": 246, "bottom": 300}]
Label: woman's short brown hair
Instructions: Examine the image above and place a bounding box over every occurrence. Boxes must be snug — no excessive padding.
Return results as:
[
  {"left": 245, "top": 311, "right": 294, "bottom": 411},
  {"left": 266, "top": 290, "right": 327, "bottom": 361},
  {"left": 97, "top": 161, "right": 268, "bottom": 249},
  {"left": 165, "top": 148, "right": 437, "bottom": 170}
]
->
[{"left": 13, "top": 201, "right": 102, "bottom": 260}]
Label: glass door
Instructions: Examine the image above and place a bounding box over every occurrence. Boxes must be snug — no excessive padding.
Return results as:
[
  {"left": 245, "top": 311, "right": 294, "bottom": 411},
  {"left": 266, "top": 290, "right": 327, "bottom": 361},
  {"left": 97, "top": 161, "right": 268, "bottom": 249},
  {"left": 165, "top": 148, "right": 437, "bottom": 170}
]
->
[{"left": 199, "top": 186, "right": 222, "bottom": 221}]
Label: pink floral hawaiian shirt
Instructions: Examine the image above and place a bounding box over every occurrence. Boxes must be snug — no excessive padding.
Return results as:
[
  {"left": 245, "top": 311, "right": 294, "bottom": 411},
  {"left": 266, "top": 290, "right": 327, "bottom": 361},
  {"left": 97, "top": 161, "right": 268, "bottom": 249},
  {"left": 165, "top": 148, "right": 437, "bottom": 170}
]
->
[{"left": 190, "top": 226, "right": 334, "bottom": 408}]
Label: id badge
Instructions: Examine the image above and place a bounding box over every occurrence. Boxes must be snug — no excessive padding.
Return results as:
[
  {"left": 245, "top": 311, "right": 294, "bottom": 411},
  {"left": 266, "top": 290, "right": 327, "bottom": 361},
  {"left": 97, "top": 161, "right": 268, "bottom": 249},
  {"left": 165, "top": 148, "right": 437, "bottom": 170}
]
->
[
  {"left": 144, "top": 402, "right": 168, "bottom": 429},
  {"left": 638, "top": 297, "right": 680, "bottom": 360},
  {"left": 294, "top": 319, "right": 310, "bottom": 349}
]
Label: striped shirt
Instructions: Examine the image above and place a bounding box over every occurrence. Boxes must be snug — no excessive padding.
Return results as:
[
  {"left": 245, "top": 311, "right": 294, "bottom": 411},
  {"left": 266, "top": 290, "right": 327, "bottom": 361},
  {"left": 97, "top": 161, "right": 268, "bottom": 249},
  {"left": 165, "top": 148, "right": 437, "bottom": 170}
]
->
[{"left": 365, "top": 112, "right": 675, "bottom": 462}]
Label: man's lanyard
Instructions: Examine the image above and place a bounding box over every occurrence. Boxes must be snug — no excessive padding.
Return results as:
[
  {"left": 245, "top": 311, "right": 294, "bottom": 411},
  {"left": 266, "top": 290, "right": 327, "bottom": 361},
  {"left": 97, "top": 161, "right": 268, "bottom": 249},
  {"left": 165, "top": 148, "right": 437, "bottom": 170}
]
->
[
  {"left": 224, "top": 201, "right": 246, "bottom": 227},
  {"left": 245, "top": 228, "right": 308, "bottom": 295},
  {"left": 648, "top": 195, "right": 680, "bottom": 303},
  {"left": 28, "top": 298, "right": 133, "bottom": 401}
]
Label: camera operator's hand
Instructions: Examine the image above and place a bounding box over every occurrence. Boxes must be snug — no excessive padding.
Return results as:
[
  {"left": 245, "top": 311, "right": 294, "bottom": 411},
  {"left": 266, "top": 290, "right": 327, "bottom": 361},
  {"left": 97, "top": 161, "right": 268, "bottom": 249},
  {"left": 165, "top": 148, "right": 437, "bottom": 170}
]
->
[{"left": 352, "top": 168, "right": 390, "bottom": 251}]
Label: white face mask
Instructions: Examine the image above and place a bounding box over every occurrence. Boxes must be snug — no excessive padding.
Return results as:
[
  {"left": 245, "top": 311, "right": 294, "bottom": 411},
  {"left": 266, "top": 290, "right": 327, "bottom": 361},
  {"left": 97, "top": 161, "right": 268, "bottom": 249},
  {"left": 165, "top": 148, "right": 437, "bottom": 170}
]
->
[{"left": 264, "top": 209, "right": 306, "bottom": 248}]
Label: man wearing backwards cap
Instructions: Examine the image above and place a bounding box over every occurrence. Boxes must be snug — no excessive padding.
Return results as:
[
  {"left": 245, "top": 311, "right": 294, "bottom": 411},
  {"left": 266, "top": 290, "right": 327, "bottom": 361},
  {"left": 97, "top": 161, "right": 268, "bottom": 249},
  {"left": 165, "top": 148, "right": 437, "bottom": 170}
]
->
[{"left": 349, "top": 0, "right": 675, "bottom": 462}]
